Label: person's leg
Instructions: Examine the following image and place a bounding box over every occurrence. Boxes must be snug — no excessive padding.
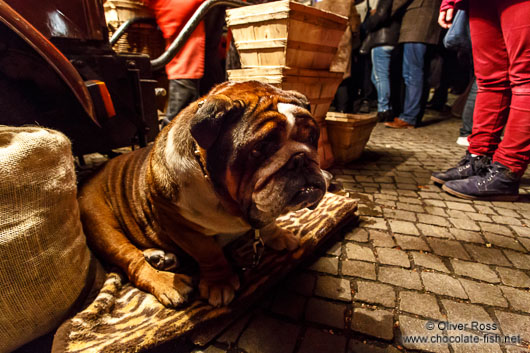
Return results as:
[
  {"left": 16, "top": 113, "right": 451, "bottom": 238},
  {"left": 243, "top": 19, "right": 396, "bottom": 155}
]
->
[
  {"left": 492, "top": 0, "right": 530, "bottom": 177},
  {"left": 385, "top": 42, "right": 426, "bottom": 128},
  {"left": 164, "top": 79, "right": 200, "bottom": 126},
  {"left": 399, "top": 42, "right": 427, "bottom": 125},
  {"left": 460, "top": 77, "right": 477, "bottom": 138},
  {"left": 371, "top": 45, "right": 394, "bottom": 121},
  {"left": 441, "top": 0, "right": 530, "bottom": 200},
  {"left": 466, "top": 0, "right": 511, "bottom": 156}
]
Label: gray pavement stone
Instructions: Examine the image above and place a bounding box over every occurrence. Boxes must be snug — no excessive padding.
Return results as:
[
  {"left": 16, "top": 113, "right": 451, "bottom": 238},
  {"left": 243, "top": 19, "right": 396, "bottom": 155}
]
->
[
  {"left": 445, "top": 201, "right": 476, "bottom": 212},
  {"left": 342, "top": 260, "right": 377, "bottom": 280},
  {"left": 422, "top": 272, "right": 468, "bottom": 299},
  {"left": 411, "top": 251, "right": 449, "bottom": 272},
  {"left": 398, "top": 315, "right": 450, "bottom": 353},
  {"left": 491, "top": 215, "right": 522, "bottom": 226},
  {"left": 388, "top": 220, "right": 419, "bottom": 235},
  {"left": 511, "top": 225, "right": 530, "bottom": 238},
  {"left": 450, "top": 218, "right": 481, "bottom": 231},
  {"left": 417, "top": 223, "right": 453, "bottom": 239},
  {"left": 464, "top": 244, "right": 512, "bottom": 266},
  {"left": 495, "top": 311, "right": 530, "bottom": 342},
  {"left": 394, "top": 234, "right": 430, "bottom": 251},
  {"left": 450, "top": 229, "right": 485, "bottom": 244},
  {"left": 479, "top": 222, "right": 513, "bottom": 236},
  {"left": 447, "top": 209, "right": 470, "bottom": 219},
  {"left": 503, "top": 250, "right": 530, "bottom": 270},
  {"left": 238, "top": 314, "right": 300, "bottom": 353},
  {"left": 419, "top": 191, "right": 442, "bottom": 199},
  {"left": 360, "top": 216, "right": 388, "bottom": 230},
  {"left": 484, "top": 233, "right": 526, "bottom": 252},
  {"left": 399, "top": 196, "right": 422, "bottom": 204},
  {"left": 298, "top": 328, "right": 347, "bottom": 353},
  {"left": 451, "top": 259, "right": 500, "bottom": 283},
  {"left": 500, "top": 286, "right": 530, "bottom": 313},
  {"left": 369, "top": 230, "right": 396, "bottom": 247},
  {"left": 424, "top": 205, "right": 448, "bottom": 217},
  {"left": 417, "top": 214, "right": 451, "bottom": 227},
  {"left": 315, "top": 276, "right": 352, "bottom": 302},
  {"left": 217, "top": 313, "right": 252, "bottom": 345},
  {"left": 441, "top": 299, "right": 495, "bottom": 326},
  {"left": 271, "top": 291, "right": 306, "bottom": 320},
  {"left": 351, "top": 308, "right": 394, "bottom": 340},
  {"left": 354, "top": 280, "right": 396, "bottom": 307},
  {"left": 396, "top": 202, "right": 424, "bottom": 213},
  {"left": 375, "top": 247, "right": 410, "bottom": 268},
  {"left": 465, "top": 212, "right": 493, "bottom": 223},
  {"left": 427, "top": 238, "right": 471, "bottom": 260},
  {"left": 309, "top": 257, "right": 339, "bottom": 275},
  {"left": 460, "top": 279, "right": 508, "bottom": 307},
  {"left": 305, "top": 298, "right": 346, "bottom": 329},
  {"left": 495, "top": 267, "right": 530, "bottom": 288},
  {"left": 399, "top": 291, "right": 443, "bottom": 320},
  {"left": 518, "top": 237, "right": 530, "bottom": 252},
  {"left": 474, "top": 205, "right": 497, "bottom": 215},
  {"left": 345, "top": 228, "right": 369, "bottom": 242},
  {"left": 345, "top": 243, "right": 376, "bottom": 262},
  {"left": 382, "top": 209, "right": 416, "bottom": 222},
  {"left": 379, "top": 267, "right": 422, "bottom": 290},
  {"left": 348, "top": 340, "right": 401, "bottom": 353}
]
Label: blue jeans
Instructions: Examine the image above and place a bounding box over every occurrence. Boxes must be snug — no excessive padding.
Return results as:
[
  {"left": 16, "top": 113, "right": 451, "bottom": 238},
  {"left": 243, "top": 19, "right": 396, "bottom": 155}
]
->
[
  {"left": 460, "top": 77, "right": 477, "bottom": 137},
  {"left": 371, "top": 45, "right": 394, "bottom": 112},
  {"left": 400, "top": 42, "right": 427, "bottom": 125}
]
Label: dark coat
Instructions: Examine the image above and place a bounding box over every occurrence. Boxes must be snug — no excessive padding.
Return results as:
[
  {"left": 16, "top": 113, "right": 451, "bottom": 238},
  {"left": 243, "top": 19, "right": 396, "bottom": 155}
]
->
[
  {"left": 361, "top": 0, "right": 401, "bottom": 51},
  {"left": 394, "top": 0, "right": 442, "bottom": 45}
]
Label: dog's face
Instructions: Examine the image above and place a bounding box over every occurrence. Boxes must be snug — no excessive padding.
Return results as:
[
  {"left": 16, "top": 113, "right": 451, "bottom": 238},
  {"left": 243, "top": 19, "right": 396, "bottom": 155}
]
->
[{"left": 190, "top": 81, "right": 327, "bottom": 228}]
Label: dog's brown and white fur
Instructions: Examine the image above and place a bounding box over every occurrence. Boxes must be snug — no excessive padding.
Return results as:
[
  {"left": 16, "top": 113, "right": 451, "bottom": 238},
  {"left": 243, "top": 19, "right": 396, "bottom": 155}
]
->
[{"left": 79, "top": 81, "right": 327, "bottom": 307}]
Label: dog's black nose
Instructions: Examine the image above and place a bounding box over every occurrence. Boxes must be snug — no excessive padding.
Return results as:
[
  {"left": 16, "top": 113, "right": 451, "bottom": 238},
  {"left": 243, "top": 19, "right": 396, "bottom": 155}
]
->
[{"left": 287, "top": 152, "right": 306, "bottom": 171}]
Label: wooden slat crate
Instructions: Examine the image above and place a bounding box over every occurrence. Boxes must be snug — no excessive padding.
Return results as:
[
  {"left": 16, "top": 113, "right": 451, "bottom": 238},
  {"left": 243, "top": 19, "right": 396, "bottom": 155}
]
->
[
  {"left": 227, "top": 67, "right": 343, "bottom": 121},
  {"left": 325, "top": 112, "right": 377, "bottom": 164},
  {"left": 226, "top": 0, "right": 348, "bottom": 70}
]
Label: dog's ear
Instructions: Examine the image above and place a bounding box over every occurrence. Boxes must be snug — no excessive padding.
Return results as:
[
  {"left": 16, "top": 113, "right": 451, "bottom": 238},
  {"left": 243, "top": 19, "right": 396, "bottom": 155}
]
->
[
  {"left": 285, "top": 90, "right": 311, "bottom": 112},
  {"left": 190, "top": 94, "right": 245, "bottom": 149}
]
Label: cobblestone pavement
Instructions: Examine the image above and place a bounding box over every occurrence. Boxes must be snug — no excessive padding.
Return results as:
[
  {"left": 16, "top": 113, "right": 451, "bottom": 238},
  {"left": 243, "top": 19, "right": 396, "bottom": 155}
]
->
[{"left": 198, "top": 113, "right": 530, "bottom": 353}]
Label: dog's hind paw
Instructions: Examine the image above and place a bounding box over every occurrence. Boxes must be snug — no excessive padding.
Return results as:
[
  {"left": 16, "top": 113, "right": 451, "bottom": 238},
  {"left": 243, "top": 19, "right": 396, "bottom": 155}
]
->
[
  {"left": 143, "top": 248, "right": 179, "bottom": 271},
  {"left": 199, "top": 274, "right": 240, "bottom": 307}
]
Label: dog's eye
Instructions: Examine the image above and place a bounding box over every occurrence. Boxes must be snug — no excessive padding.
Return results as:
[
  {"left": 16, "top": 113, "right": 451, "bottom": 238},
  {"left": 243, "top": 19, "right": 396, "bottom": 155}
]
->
[
  {"left": 251, "top": 140, "right": 273, "bottom": 159},
  {"left": 308, "top": 131, "right": 319, "bottom": 145}
]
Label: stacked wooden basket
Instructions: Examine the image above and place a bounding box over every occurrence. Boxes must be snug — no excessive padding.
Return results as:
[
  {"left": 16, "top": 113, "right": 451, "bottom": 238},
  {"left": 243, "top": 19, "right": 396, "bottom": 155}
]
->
[{"left": 226, "top": 0, "right": 348, "bottom": 168}]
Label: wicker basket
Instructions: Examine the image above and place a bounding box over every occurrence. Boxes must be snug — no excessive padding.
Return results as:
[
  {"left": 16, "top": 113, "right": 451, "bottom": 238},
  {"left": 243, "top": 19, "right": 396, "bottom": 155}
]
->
[
  {"left": 227, "top": 67, "right": 343, "bottom": 121},
  {"left": 226, "top": 0, "right": 348, "bottom": 70},
  {"left": 104, "top": 0, "right": 165, "bottom": 58},
  {"left": 325, "top": 112, "right": 377, "bottom": 164}
]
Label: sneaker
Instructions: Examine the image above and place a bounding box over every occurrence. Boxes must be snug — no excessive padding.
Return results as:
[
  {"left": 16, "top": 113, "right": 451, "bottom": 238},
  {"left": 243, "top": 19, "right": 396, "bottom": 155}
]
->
[
  {"left": 384, "top": 117, "right": 415, "bottom": 129},
  {"left": 456, "top": 136, "right": 470, "bottom": 146},
  {"left": 377, "top": 110, "right": 394, "bottom": 122},
  {"left": 442, "top": 162, "right": 520, "bottom": 201},
  {"left": 431, "top": 151, "right": 491, "bottom": 184}
]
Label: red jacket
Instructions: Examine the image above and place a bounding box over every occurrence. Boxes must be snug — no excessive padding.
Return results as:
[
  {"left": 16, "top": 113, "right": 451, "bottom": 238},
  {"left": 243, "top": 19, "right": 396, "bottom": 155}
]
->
[
  {"left": 440, "top": 0, "right": 465, "bottom": 11},
  {"left": 146, "top": 0, "right": 205, "bottom": 79}
]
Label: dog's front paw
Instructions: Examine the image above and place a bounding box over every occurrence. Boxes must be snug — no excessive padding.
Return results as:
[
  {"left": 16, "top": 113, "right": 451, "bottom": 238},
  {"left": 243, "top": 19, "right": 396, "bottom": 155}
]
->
[
  {"left": 198, "top": 274, "right": 240, "bottom": 307},
  {"left": 143, "top": 248, "right": 179, "bottom": 271},
  {"left": 144, "top": 269, "right": 193, "bottom": 308},
  {"left": 262, "top": 225, "right": 300, "bottom": 251}
]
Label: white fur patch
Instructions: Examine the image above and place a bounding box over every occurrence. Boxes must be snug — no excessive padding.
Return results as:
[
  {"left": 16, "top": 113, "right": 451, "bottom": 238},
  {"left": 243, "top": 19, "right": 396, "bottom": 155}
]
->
[{"left": 277, "top": 103, "right": 297, "bottom": 137}]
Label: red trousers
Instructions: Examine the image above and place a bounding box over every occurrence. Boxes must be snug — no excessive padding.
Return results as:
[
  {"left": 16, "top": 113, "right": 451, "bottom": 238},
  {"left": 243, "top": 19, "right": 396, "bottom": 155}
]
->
[{"left": 468, "top": 0, "right": 530, "bottom": 176}]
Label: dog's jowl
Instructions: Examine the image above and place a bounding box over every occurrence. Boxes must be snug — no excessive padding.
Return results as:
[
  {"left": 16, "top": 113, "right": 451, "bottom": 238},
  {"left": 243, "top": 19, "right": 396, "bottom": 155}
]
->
[{"left": 79, "top": 81, "right": 327, "bottom": 307}]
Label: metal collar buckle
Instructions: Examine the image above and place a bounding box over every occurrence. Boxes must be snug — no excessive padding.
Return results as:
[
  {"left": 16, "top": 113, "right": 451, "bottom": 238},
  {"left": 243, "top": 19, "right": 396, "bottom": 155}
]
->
[{"left": 251, "top": 229, "right": 264, "bottom": 268}]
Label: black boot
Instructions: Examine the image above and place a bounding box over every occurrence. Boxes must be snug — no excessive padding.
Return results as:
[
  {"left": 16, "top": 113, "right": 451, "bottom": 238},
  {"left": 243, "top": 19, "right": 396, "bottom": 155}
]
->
[
  {"left": 431, "top": 151, "right": 491, "bottom": 184},
  {"left": 442, "top": 162, "right": 520, "bottom": 201},
  {"left": 377, "top": 110, "right": 394, "bottom": 122}
]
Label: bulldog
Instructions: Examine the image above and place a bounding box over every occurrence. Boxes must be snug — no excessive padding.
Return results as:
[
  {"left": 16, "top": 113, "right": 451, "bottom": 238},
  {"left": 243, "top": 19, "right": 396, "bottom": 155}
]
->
[{"left": 78, "top": 81, "right": 327, "bottom": 307}]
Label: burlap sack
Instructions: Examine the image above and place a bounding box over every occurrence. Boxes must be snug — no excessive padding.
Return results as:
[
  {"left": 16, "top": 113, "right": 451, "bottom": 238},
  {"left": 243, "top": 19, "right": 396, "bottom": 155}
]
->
[{"left": 0, "top": 126, "right": 92, "bottom": 353}]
